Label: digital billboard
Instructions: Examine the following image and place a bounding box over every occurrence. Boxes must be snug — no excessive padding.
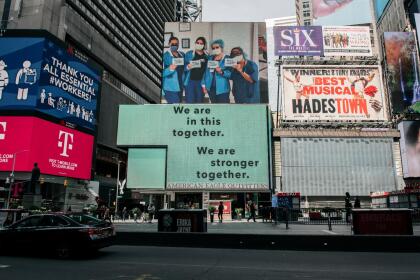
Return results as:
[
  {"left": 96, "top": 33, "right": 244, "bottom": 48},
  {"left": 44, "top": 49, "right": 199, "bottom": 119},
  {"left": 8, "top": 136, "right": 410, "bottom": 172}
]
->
[
  {"left": 118, "top": 105, "right": 270, "bottom": 191},
  {"left": 281, "top": 66, "right": 387, "bottom": 121},
  {"left": 399, "top": 121, "right": 420, "bottom": 178},
  {"left": 0, "top": 116, "right": 94, "bottom": 179},
  {"left": 273, "top": 26, "right": 324, "bottom": 56},
  {"left": 322, "top": 26, "right": 372, "bottom": 56},
  {"left": 312, "top": 0, "right": 373, "bottom": 26},
  {"left": 0, "top": 37, "right": 101, "bottom": 131},
  {"left": 384, "top": 32, "right": 420, "bottom": 114},
  {"left": 162, "top": 22, "right": 267, "bottom": 104}
]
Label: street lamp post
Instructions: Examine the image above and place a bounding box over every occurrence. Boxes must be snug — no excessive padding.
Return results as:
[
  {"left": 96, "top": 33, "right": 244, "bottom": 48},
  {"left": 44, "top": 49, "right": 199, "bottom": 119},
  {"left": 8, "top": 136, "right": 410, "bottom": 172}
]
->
[
  {"left": 5, "top": 149, "right": 29, "bottom": 209},
  {"left": 115, "top": 160, "right": 121, "bottom": 219}
]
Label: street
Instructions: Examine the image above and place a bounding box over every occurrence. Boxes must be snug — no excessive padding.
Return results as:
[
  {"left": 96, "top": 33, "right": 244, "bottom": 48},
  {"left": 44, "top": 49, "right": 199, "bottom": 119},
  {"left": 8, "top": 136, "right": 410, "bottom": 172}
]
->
[{"left": 1, "top": 246, "right": 420, "bottom": 280}]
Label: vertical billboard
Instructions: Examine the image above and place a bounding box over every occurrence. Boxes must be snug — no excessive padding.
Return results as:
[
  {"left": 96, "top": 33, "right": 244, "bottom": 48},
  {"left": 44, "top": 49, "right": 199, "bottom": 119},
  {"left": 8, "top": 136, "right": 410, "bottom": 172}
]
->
[
  {"left": 384, "top": 32, "right": 420, "bottom": 114},
  {"left": 162, "top": 22, "right": 267, "bottom": 104},
  {"left": 0, "top": 36, "right": 101, "bottom": 131},
  {"left": 399, "top": 121, "right": 420, "bottom": 178},
  {"left": 273, "top": 26, "right": 324, "bottom": 56},
  {"left": 0, "top": 116, "right": 94, "bottom": 179},
  {"left": 312, "top": 0, "right": 373, "bottom": 25},
  {"left": 322, "top": 26, "right": 372, "bottom": 56},
  {"left": 281, "top": 65, "right": 387, "bottom": 121},
  {"left": 118, "top": 105, "right": 270, "bottom": 191}
]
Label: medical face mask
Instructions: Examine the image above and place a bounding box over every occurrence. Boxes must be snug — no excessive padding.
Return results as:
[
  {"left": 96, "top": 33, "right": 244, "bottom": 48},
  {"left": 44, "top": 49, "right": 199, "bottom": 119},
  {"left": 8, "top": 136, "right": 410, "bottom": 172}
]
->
[
  {"left": 212, "top": 48, "right": 222, "bottom": 56},
  {"left": 170, "top": 45, "right": 179, "bottom": 52},
  {"left": 195, "top": 43, "right": 204, "bottom": 51}
]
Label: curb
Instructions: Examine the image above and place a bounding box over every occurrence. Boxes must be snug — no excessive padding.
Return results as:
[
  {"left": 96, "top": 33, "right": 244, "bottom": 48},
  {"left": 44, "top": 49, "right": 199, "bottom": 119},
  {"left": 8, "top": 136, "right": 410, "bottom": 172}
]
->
[{"left": 115, "top": 232, "right": 420, "bottom": 252}]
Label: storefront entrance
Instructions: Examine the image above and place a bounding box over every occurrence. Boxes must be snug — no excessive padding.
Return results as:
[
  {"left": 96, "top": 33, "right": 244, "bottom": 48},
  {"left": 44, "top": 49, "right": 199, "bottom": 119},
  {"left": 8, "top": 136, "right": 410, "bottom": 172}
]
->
[{"left": 175, "top": 193, "right": 202, "bottom": 209}]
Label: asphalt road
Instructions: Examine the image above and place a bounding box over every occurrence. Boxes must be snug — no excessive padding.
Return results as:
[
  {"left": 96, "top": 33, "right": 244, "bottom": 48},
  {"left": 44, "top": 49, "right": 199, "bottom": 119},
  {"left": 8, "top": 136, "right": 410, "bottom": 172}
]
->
[{"left": 1, "top": 246, "right": 420, "bottom": 280}]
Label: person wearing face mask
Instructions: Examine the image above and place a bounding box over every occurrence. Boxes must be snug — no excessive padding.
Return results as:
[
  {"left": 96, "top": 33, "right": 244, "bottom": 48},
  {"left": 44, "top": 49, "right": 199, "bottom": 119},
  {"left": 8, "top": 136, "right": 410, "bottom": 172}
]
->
[
  {"left": 184, "top": 37, "right": 208, "bottom": 103},
  {"left": 162, "top": 36, "right": 185, "bottom": 103},
  {"left": 201, "top": 39, "right": 232, "bottom": 103},
  {"left": 229, "top": 47, "right": 260, "bottom": 104}
]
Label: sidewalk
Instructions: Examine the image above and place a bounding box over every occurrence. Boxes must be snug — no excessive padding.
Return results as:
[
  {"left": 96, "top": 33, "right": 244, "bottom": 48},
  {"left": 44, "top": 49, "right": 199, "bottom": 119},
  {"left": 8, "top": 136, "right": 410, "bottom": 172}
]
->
[{"left": 113, "top": 219, "right": 420, "bottom": 236}]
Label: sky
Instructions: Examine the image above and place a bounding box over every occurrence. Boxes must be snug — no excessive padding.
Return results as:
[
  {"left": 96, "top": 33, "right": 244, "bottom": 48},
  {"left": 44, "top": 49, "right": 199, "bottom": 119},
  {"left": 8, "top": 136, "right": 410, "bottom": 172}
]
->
[{"left": 201, "top": 0, "right": 296, "bottom": 22}]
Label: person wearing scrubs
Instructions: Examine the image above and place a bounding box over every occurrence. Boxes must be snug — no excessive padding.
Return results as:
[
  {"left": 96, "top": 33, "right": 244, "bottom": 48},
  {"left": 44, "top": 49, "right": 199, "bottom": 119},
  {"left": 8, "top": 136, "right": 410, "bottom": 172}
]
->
[
  {"left": 202, "top": 39, "right": 231, "bottom": 103},
  {"left": 184, "top": 37, "right": 208, "bottom": 103},
  {"left": 229, "top": 47, "right": 260, "bottom": 104},
  {"left": 162, "top": 37, "right": 185, "bottom": 103}
]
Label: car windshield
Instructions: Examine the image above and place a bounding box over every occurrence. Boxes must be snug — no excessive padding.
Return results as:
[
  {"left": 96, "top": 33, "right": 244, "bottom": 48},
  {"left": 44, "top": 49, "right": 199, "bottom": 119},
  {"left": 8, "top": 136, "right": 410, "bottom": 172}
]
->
[{"left": 66, "top": 214, "right": 105, "bottom": 226}]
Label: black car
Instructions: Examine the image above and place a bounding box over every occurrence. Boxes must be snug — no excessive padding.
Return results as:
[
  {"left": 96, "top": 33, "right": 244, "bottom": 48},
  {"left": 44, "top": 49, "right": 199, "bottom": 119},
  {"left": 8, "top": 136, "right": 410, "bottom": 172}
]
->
[{"left": 0, "top": 213, "right": 116, "bottom": 258}]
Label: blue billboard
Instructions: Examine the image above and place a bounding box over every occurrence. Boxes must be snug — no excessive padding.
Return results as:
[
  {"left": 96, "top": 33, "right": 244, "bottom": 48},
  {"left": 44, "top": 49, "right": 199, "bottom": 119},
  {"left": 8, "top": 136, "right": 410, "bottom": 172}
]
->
[{"left": 0, "top": 37, "right": 101, "bottom": 131}]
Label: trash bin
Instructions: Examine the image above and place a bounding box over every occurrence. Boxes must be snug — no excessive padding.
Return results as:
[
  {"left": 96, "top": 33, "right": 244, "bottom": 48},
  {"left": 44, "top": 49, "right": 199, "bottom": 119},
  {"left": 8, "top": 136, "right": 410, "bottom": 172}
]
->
[{"left": 158, "top": 209, "right": 207, "bottom": 232}]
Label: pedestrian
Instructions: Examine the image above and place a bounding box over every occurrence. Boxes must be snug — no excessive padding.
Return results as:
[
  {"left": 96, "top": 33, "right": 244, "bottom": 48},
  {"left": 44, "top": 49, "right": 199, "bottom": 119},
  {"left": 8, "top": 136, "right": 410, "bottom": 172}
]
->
[
  {"left": 247, "top": 201, "right": 257, "bottom": 222},
  {"left": 345, "top": 192, "right": 352, "bottom": 223},
  {"left": 30, "top": 162, "right": 40, "bottom": 193},
  {"left": 132, "top": 208, "right": 138, "bottom": 223},
  {"left": 147, "top": 203, "right": 156, "bottom": 223},
  {"left": 354, "top": 196, "right": 361, "bottom": 208},
  {"left": 218, "top": 201, "right": 224, "bottom": 223},
  {"left": 122, "top": 207, "right": 127, "bottom": 221},
  {"left": 104, "top": 207, "right": 111, "bottom": 223}
]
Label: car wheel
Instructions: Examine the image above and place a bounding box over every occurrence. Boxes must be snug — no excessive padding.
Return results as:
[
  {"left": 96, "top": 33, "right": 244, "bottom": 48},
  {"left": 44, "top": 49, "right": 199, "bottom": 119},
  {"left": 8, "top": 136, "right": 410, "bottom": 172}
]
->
[{"left": 55, "top": 243, "right": 71, "bottom": 259}]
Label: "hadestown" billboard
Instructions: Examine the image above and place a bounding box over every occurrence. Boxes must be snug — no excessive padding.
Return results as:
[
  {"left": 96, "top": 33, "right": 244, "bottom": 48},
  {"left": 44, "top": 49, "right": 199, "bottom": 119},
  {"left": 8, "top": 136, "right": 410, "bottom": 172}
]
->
[{"left": 281, "top": 65, "right": 387, "bottom": 121}]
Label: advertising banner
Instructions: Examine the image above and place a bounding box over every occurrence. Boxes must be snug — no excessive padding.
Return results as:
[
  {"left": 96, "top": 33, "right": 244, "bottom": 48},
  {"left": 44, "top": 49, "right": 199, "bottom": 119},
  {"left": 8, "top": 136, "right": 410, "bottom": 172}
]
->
[
  {"left": 273, "top": 26, "right": 324, "bottom": 56},
  {"left": 312, "top": 0, "right": 373, "bottom": 26},
  {"left": 0, "top": 37, "right": 101, "bottom": 131},
  {"left": 162, "top": 22, "right": 267, "bottom": 104},
  {"left": 0, "top": 116, "right": 93, "bottom": 179},
  {"left": 399, "top": 121, "right": 420, "bottom": 178},
  {"left": 322, "top": 26, "right": 372, "bottom": 56},
  {"left": 281, "top": 66, "right": 387, "bottom": 121},
  {"left": 384, "top": 32, "right": 420, "bottom": 114},
  {"left": 118, "top": 105, "right": 270, "bottom": 191}
]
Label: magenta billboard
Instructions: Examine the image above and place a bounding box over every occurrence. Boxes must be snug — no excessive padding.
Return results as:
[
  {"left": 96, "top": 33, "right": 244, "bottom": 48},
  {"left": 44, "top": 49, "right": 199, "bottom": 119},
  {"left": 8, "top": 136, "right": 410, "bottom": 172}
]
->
[
  {"left": 0, "top": 116, "right": 93, "bottom": 179},
  {"left": 273, "top": 26, "right": 324, "bottom": 56}
]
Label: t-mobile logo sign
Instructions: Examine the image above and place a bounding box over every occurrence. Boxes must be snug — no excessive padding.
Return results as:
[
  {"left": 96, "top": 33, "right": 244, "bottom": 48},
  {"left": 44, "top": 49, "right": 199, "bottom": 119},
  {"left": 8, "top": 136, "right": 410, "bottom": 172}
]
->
[
  {"left": 0, "top": 122, "right": 6, "bottom": 140},
  {"left": 58, "top": 130, "right": 74, "bottom": 157}
]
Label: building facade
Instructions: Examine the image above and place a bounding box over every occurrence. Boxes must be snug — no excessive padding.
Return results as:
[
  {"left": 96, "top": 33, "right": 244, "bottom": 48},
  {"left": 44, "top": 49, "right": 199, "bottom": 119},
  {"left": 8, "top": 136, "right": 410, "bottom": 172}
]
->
[{"left": 0, "top": 0, "right": 176, "bottom": 210}]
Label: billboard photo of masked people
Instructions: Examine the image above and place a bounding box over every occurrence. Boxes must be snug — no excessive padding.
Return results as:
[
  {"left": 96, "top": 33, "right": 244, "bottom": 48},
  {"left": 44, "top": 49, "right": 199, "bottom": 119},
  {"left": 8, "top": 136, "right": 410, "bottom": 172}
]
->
[{"left": 161, "top": 22, "right": 267, "bottom": 104}]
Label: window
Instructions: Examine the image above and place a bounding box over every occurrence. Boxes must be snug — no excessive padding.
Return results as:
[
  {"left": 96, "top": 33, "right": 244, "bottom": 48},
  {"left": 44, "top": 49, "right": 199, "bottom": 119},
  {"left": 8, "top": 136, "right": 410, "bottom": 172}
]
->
[
  {"left": 39, "top": 216, "right": 70, "bottom": 227},
  {"left": 14, "top": 216, "right": 43, "bottom": 228},
  {"left": 303, "top": 11, "right": 311, "bottom": 17}
]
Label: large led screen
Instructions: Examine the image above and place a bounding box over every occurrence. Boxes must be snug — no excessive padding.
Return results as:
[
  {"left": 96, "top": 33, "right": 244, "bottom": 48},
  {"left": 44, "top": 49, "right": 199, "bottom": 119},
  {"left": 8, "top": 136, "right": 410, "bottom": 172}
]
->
[
  {"left": 162, "top": 22, "right": 268, "bottom": 104},
  {"left": 0, "top": 116, "right": 94, "bottom": 179},
  {"left": 118, "top": 105, "right": 270, "bottom": 191},
  {"left": 0, "top": 36, "right": 101, "bottom": 131}
]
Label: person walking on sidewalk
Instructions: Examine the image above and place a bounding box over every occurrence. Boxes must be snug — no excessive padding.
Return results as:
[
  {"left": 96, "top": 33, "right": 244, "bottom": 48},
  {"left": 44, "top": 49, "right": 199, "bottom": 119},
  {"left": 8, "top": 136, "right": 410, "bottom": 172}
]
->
[
  {"left": 345, "top": 192, "right": 352, "bottom": 223},
  {"left": 122, "top": 207, "right": 127, "bottom": 221},
  {"left": 218, "top": 201, "right": 224, "bottom": 223},
  {"left": 148, "top": 203, "right": 156, "bottom": 223},
  {"left": 354, "top": 196, "right": 361, "bottom": 208},
  {"left": 248, "top": 201, "right": 257, "bottom": 222}
]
